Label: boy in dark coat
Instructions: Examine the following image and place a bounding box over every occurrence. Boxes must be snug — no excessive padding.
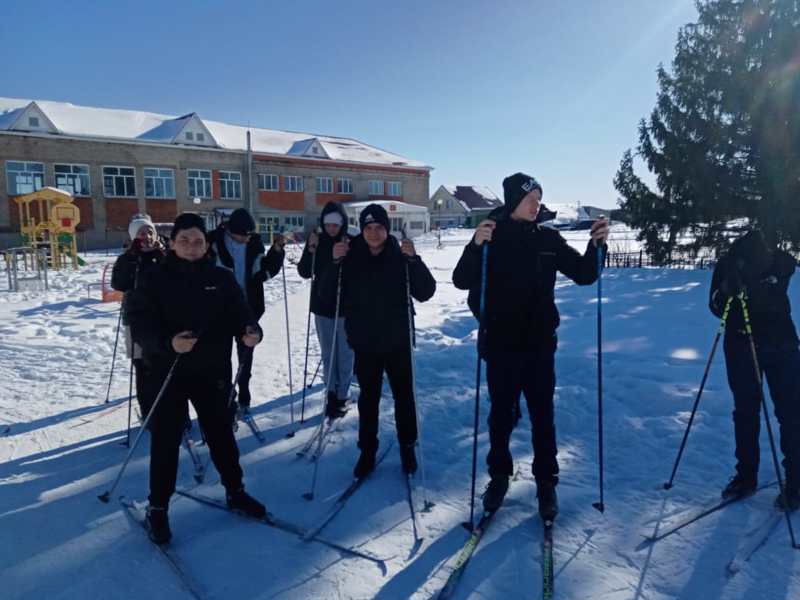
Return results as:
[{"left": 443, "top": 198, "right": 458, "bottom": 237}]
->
[
  {"left": 709, "top": 230, "right": 800, "bottom": 510},
  {"left": 128, "top": 212, "right": 266, "bottom": 544},
  {"left": 318, "top": 203, "right": 436, "bottom": 477},
  {"left": 453, "top": 172, "right": 608, "bottom": 520}
]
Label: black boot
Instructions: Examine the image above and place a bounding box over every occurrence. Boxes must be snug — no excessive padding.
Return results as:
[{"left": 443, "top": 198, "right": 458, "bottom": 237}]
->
[
  {"left": 775, "top": 486, "right": 800, "bottom": 511},
  {"left": 325, "top": 391, "right": 346, "bottom": 419},
  {"left": 721, "top": 474, "right": 757, "bottom": 500},
  {"left": 226, "top": 487, "right": 266, "bottom": 519},
  {"left": 537, "top": 480, "right": 558, "bottom": 521},
  {"left": 482, "top": 476, "right": 509, "bottom": 512},
  {"left": 354, "top": 449, "right": 376, "bottom": 479},
  {"left": 400, "top": 443, "right": 418, "bottom": 474},
  {"left": 146, "top": 505, "right": 172, "bottom": 545},
  {"left": 238, "top": 387, "right": 251, "bottom": 411}
]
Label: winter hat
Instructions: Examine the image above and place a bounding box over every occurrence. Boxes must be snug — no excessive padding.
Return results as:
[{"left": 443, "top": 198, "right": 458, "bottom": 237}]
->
[
  {"left": 730, "top": 229, "right": 772, "bottom": 276},
  {"left": 502, "top": 172, "right": 543, "bottom": 214},
  {"left": 323, "top": 212, "right": 344, "bottom": 226},
  {"left": 128, "top": 213, "right": 155, "bottom": 240},
  {"left": 359, "top": 203, "right": 390, "bottom": 233},
  {"left": 170, "top": 212, "right": 207, "bottom": 240},
  {"left": 226, "top": 208, "right": 255, "bottom": 235}
]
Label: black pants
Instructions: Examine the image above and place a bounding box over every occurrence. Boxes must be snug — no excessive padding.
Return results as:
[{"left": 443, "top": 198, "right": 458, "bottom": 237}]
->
[
  {"left": 485, "top": 340, "right": 558, "bottom": 483},
  {"left": 235, "top": 339, "right": 254, "bottom": 406},
  {"left": 724, "top": 335, "right": 800, "bottom": 489},
  {"left": 354, "top": 348, "right": 418, "bottom": 453},
  {"left": 133, "top": 359, "right": 155, "bottom": 419},
  {"left": 148, "top": 371, "right": 243, "bottom": 507}
]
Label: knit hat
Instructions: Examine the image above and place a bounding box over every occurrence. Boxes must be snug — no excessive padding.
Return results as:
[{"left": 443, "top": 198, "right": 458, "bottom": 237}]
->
[
  {"left": 502, "top": 172, "right": 543, "bottom": 214},
  {"left": 226, "top": 208, "right": 255, "bottom": 235},
  {"left": 359, "top": 203, "right": 390, "bottom": 232},
  {"left": 170, "top": 212, "right": 207, "bottom": 240},
  {"left": 128, "top": 213, "right": 155, "bottom": 240},
  {"left": 323, "top": 212, "right": 344, "bottom": 226}
]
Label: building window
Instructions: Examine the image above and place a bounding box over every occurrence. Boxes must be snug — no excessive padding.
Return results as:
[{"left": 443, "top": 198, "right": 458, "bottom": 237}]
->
[
  {"left": 6, "top": 161, "right": 44, "bottom": 195},
  {"left": 389, "top": 217, "right": 403, "bottom": 232},
  {"left": 188, "top": 169, "right": 212, "bottom": 198},
  {"left": 446, "top": 199, "right": 452, "bottom": 209},
  {"left": 196, "top": 133, "right": 205, "bottom": 142},
  {"left": 103, "top": 166, "right": 136, "bottom": 197},
  {"left": 284, "top": 175, "right": 303, "bottom": 192},
  {"left": 258, "top": 174, "right": 279, "bottom": 191},
  {"left": 284, "top": 215, "right": 304, "bottom": 228},
  {"left": 185, "top": 132, "right": 194, "bottom": 141},
  {"left": 337, "top": 178, "right": 353, "bottom": 194},
  {"left": 219, "top": 171, "right": 241, "bottom": 199},
  {"left": 259, "top": 216, "right": 280, "bottom": 232},
  {"left": 28, "top": 117, "right": 40, "bottom": 127},
  {"left": 55, "top": 164, "right": 91, "bottom": 196},
  {"left": 348, "top": 216, "right": 356, "bottom": 226},
  {"left": 388, "top": 181, "right": 402, "bottom": 196},
  {"left": 409, "top": 220, "right": 424, "bottom": 230},
  {"left": 369, "top": 180, "right": 384, "bottom": 195},
  {"left": 316, "top": 177, "right": 333, "bottom": 193},
  {"left": 144, "top": 168, "right": 175, "bottom": 198}
]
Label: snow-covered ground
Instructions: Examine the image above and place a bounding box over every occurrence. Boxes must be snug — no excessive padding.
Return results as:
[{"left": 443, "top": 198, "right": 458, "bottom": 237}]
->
[{"left": 2, "top": 229, "right": 799, "bottom": 600}]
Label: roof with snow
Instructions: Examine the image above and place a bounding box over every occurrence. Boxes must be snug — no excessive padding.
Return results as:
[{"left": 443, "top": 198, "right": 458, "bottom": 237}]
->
[
  {"left": 0, "top": 97, "right": 429, "bottom": 169},
  {"left": 441, "top": 185, "right": 503, "bottom": 212}
]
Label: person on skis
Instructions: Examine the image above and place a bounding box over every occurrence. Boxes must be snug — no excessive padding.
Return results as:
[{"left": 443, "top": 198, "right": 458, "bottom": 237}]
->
[
  {"left": 111, "top": 213, "right": 167, "bottom": 420},
  {"left": 453, "top": 172, "right": 608, "bottom": 521},
  {"left": 207, "top": 208, "right": 285, "bottom": 413},
  {"left": 297, "top": 201, "right": 355, "bottom": 419},
  {"left": 127, "top": 212, "right": 267, "bottom": 544},
  {"left": 709, "top": 229, "right": 800, "bottom": 510},
  {"left": 318, "top": 203, "right": 436, "bottom": 478}
]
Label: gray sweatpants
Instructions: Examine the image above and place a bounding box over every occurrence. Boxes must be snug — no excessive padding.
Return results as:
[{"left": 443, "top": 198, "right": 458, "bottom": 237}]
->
[{"left": 314, "top": 314, "right": 354, "bottom": 400}]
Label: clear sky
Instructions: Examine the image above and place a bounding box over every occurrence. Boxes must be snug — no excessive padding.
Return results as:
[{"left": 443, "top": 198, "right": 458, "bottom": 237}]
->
[{"left": 1, "top": 0, "right": 697, "bottom": 209}]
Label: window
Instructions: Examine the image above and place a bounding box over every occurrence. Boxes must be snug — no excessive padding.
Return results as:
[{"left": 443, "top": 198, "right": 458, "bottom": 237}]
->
[
  {"left": 348, "top": 216, "right": 356, "bottom": 226},
  {"left": 284, "top": 215, "right": 304, "bottom": 228},
  {"left": 259, "top": 216, "right": 280, "bottom": 231},
  {"left": 6, "top": 161, "right": 44, "bottom": 195},
  {"left": 144, "top": 168, "right": 175, "bottom": 198},
  {"left": 389, "top": 217, "right": 403, "bottom": 232},
  {"left": 28, "top": 117, "right": 40, "bottom": 127},
  {"left": 55, "top": 164, "right": 91, "bottom": 196},
  {"left": 388, "top": 181, "right": 402, "bottom": 196},
  {"left": 185, "top": 132, "right": 194, "bottom": 141},
  {"left": 196, "top": 133, "right": 205, "bottom": 142},
  {"left": 409, "top": 220, "right": 424, "bottom": 230},
  {"left": 316, "top": 177, "right": 332, "bottom": 193},
  {"left": 103, "top": 166, "right": 136, "bottom": 197},
  {"left": 258, "top": 174, "right": 279, "bottom": 191},
  {"left": 188, "top": 169, "right": 212, "bottom": 198},
  {"left": 219, "top": 171, "right": 241, "bottom": 199},
  {"left": 446, "top": 199, "right": 452, "bottom": 209},
  {"left": 337, "top": 178, "right": 353, "bottom": 194},
  {"left": 284, "top": 175, "right": 303, "bottom": 192},
  {"left": 369, "top": 180, "right": 384, "bottom": 195}
]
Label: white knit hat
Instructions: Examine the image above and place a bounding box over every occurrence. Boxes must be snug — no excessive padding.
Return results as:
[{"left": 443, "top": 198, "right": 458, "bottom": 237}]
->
[{"left": 128, "top": 213, "right": 155, "bottom": 240}]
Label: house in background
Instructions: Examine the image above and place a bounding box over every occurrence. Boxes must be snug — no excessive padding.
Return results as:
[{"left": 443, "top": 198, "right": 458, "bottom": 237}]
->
[{"left": 428, "top": 185, "right": 503, "bottom": 228}]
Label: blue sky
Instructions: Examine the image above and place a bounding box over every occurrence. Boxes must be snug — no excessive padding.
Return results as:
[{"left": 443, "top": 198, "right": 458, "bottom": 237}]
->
[{"left": 1, "top": 0, "right": 697, "bottom": 209}]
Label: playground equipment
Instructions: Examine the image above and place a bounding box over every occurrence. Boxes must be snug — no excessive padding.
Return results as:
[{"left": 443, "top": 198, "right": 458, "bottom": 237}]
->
[
  {"left": 14, "top": 187, "right": 84, "bottom": 270},
  {"left": 3, "top": 247, "right": 49, "bottom": 291}
]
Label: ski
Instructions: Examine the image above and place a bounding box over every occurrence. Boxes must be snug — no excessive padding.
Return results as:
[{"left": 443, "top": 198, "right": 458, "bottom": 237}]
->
[
  {"left": 1, "top": 425, "right": 10, "bottom": 436},
  {"left": 297, "top": 416, "right": 335, "bottom": 460},
  {"left": 405, "top": 473, "right": 425, "bottom": 556},
  {"left": 435, "top": 510, "right": 499, "bottom": 600},
  {"left": 726, "top": 510, "right": 784, "bottom": 576},
  {"left": 238, "top": 409, "right": 266, "bottom": 443},
  {"left": 119, "top": 497, "right": 205, "bottom": 600},
  {"left": 638, "top": 481, "right": 776, "bottom": 549},
  {"left": 175, "top": 489, "right": 391, "bottom": 571},
  {"left": 302, "top": 441, "right": 394, "bottom": 542},
  {"left": 542, "top": 518, "right": 554, "bottom": 599},
  {"left": 182, "top": 429, "right": 205, "bottom": 484}
]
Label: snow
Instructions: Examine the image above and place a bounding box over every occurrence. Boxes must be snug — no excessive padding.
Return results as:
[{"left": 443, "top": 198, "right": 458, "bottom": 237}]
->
[{"left": 2, "top": 230, "right": 799, "bottom": 600}]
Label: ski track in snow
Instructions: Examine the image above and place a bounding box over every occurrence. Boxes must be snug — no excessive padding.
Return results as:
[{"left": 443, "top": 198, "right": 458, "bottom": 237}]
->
[{"left": 1, "top": 230, "right": 799, "bottom": 600}]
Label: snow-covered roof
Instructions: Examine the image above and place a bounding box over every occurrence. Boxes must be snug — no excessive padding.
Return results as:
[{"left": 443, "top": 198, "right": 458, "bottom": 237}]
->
[
  {"left": 342, "top": 200, "right": 429, "bottom": 214},
  {"left": 441, "top": 185, "right": 503, "bottom": 212},
  {"left": 0, "top": 97, "right": 429, "bottom": 169}
]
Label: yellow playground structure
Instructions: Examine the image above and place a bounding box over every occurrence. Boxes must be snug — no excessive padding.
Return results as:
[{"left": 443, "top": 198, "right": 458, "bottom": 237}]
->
[{"left": 14, "top": 187, "right": 84, "bottom": 269}]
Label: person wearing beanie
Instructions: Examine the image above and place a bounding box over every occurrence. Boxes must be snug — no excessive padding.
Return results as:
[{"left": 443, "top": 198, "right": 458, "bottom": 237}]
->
[
  {"left": 111, "top": 213, "right": 167, "bottom": 420},
  {"left": 126, "top": 212, "right": 267, "bottom": 545},
  {"left": 297, "top": 201, "right": 355, "bottom": 419},
  {"left": 453, "top": 172, "right": 609, "bottom": 521},
  {"left": 318, "top": 203, "right": 436, "bottom": 478},
  {"left": 709, "top": 230, "right": 800, "bottom": 510},
  {"left": 207, "top": 208, "right": 285, "bottom": 411}
]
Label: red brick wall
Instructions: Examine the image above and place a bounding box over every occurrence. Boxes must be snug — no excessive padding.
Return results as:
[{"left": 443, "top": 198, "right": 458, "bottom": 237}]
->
[
  {"left": 105, "top": 198, "right": 139, "bottom": 231},
  {"left": 259, "top": 191, "right": 304, "bottom": 210},
  {"left": 145, "top": 200, "right": 178, "bottom": 224},
  {"left": 212, "top": 170, "right": 221, "bottom": 200}
]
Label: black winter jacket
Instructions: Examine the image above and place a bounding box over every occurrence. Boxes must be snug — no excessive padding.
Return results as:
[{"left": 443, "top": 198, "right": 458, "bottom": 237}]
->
[
  {"left": 127, "top": 252, "right": 260, "bottom": 377},
  {"left": 453, "top": 209, "right": 603, "bottom": 355},
  {"left": 297, "top": 201, "right": 350, "bottom": 318},
  {"left": 207, "top": 227, "right": 284, "bottom": 320},
  {"left": 317, "top": 234, "right": 436, "bottom": 353},
  {"left": 111, "top": 244, "right": 167, "bottom": 325}
]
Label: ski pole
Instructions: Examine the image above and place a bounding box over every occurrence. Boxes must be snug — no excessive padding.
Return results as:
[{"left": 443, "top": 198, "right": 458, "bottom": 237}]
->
[
  {"left": 740, "top": 293, "right": 799, "bottom": 549},
  {"left": 124, "top": 358, "right": 134, "bottom": 447},
  {"left": 98, "top": 354, "right": 181, "bottom": 503},
  {"left": 308, "top": 358, "right": 322, "bottom": 388},
  {"left": 104, "top": 307, "right": 123, "bottom": 403},
  {"left": 592, "top": 243, "right": 605, "bottom": 513},
  {"left": 466, "top": 242, "right": 489, "bottom": 531},
  {"left": 664, "top": 297, "right": 733, "bottom": 489},
  {"left": 300, "top": 238, "right": 318, "bottom": 423},
  {"left": 282, "top": 259, "right": 296, "bottom": 437}
]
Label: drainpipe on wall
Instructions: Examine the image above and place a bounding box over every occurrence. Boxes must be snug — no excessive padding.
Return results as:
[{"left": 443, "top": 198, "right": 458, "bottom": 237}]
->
[{"left": 246, "top": 130, "right": 254, "bottom": 215}]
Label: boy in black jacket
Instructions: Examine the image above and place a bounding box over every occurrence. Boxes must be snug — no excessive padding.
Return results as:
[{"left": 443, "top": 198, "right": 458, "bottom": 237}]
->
[
  {"left": 319, "top": 203, "right": 436, "bottom": 478},
  {"left": 709, "top": 230, "right": 800, "bottom": 510},
  {"left": 207, "top": 208, "right": 285, "bottom": 411},
  {"left": 453, "top": 172, "right": 608, "bottom": 520},
  {"left": 128, "top": 213, "right": 267, "bottom": 544},
  {"left": 297, "top": 201, "right": 354, "bottom": 418}
]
